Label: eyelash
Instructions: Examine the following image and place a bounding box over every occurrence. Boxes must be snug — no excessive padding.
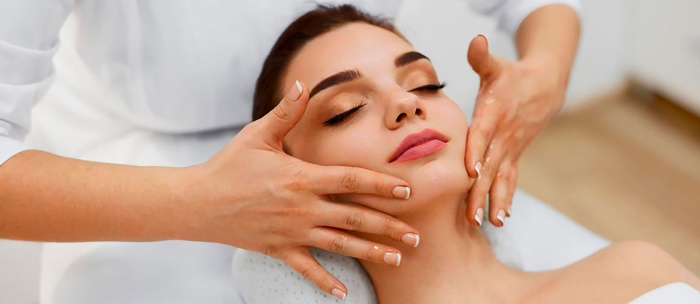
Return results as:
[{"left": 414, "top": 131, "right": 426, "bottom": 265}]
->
[
  {"left": 409, "top": 82, "right": 446, "bottom": 92},
  {"left": 324, "top": 103, "right": 366, "bottom": 126},
  {"left": 323, "top": 82, "right": 446, "bottom": 126}
]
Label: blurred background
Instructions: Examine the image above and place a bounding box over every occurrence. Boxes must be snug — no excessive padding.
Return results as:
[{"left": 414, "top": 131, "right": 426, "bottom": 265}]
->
[{"left": 1, "top": 0, "right": 699, "bottom": 302}]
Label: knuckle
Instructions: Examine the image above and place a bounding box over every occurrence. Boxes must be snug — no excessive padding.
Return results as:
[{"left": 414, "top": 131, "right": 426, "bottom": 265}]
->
[
  {"left": 340, "top": 172, "right": 360, "bottom": 192},
  {"left": 483, "top": 163, "right": 497, "bottom": 179},
  {"left": 345, "top": 212, "right": 365, "bottom": 230},
  {"left": 479, "top": 127, "right": 493, "bottom": 142},
  {"left": 298, "top": 265, "right": 318, "bottom": 282},
  {"left": 382, "top": 218, "right": 398, "bottom": 238},
  {"left": 329, "top": 235, "right": 350, "bottom": 255},
  {"left": 365, "top": 245, "right": 383, "bottom": 262},
  {"left": 271, "top": 103, "right": 289, "bottom": 121},
  {"left": 264, "top": 246, "right": 281, "bottom": 259},
  {"left": 273, "top": 203, "right": 308, "bottom": 220},
  {"left": 284, "top": 206, "right": 308, "bottom": 217},
  {"left": 375, "top": 180, "right": 387, "bottom": 196},
  {"left": 492, "top": 188, "right": 507, "bottom": 201},
  {"left": 282, "top": 170, "right": 310, "bottom": 192}
]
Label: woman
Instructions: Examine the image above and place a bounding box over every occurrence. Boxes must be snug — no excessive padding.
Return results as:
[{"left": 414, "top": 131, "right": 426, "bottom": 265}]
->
[
  {"left": 235, "top": 5, "right": 700, "bottom": 302},
  {"left": 0, "top": 1, "right": 581, "bottom": 302}
]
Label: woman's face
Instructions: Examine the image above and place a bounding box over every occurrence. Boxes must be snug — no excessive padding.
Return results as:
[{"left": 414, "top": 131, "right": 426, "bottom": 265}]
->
[{"left": 283, "top": 22, "right": 472, "bottom": 215}]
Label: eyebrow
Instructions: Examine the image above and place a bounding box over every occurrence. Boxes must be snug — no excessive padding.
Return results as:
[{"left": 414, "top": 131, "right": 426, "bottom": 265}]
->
[
  {"left": 308, "top": 51, "right": 431, "bottom": 99},
  {"left": 310, "top": 69, "right": 361, "bottom": 99},
  {"left": 395, "top": 51, "right": 430, "bottom": 68}
]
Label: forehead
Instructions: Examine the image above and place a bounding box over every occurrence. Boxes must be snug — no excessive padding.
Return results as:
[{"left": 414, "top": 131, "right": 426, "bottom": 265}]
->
[{"left": 284, "top": 22, "right": 413, "bottom": 88}]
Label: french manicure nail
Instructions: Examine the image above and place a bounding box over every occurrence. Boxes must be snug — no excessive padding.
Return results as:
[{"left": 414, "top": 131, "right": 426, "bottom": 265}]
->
[
  {"left": 475, "top": 162, "right": 482, "bottom": 180},
  {"left": 332, "top": 288, "right": 346, "bottom": 301},
  {"left": 383, "top": 252, "right": 401, "bottom": 266},
  {"left": 392, "top": 186, "right": 411, "bottom": 199},
  {"left": 287, "top": 80, "right": 302, "bottom": 101},
  {"left": 497, "top": 209, "right": 506, "bottom": 226},
  {"left": 401, "top": 233, "right": 420, "bottom": 247},
  {"left": 474, "top": 208, "right": 483, "bottom": 227}
]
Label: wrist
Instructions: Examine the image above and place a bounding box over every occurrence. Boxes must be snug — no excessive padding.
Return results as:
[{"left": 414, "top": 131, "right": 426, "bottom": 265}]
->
[
  {"left": 517, "top": 56, "right": 568, "bottom": 113},
  {"left": 159, "top": 165, "right": 209, "bottom": 241}
]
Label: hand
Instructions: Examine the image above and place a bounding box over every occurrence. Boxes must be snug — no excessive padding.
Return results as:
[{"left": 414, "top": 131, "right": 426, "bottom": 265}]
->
[
  {"left": 464, "top": 35, "right": 567, "bottom": 227},
  {"left": 181, "top": 81, "right": 419, "bottom": 299}
]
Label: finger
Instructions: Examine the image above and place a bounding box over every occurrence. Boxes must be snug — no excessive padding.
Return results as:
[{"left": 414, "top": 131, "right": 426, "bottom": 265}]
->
[
  {"left": 467, "top": 34, "right": 498, "bottom": 79},
  {"left": 283, "top": 248, "right": 348, "bottom": 300},
  {"left": 308, "top": 227, "right": 403, "bottom": 266},
  {"left": 317, "top": 203, "right": 420, "bottom": 248},
  {"left": 465, "top": 115, "right": 497, "bottom": 180},
  {"left": 488, "top": 161, "right": 511, "bottom": 227},
  {"left": 506, "top": 162, "right": 518, "bottom": 217},
  {"left": 466, "top": 141, "right": 505, "bottom": 226},
  {"left": 257, "top": 80, "right": 310, "bottom": 146},
  {"left": 310, "top": 165, "right": 411, "bottom": 200}
]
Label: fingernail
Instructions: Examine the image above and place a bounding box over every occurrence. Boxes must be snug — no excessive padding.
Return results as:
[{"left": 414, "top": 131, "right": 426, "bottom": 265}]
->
[
  {"left": 477, "top": 34, "right": 489, "bottom": 46},
  {"left": 401, "top": 233, "right": 420, "bottom": 247},
  {"left": 332, "top": 288, "right": 346, "bottom": 301},
  {"left": 507, "top": 206, "right": 512, "bottom": 217},
  {"left": 383, "top": 252, "right": 401, "bottom": 266},
  {"left": 287, "top": 80, "right": 302, "bottom": 101},
  {"left": 497, "top": 209, "right": 506, "bottom": 226},
  {"left": 392, "top": 186, "right": 411, "bottom": 199},
  {"left": 475, "top": 162, "right": 482, "bottom": 180},
  {"left": 474, "top": 208, "right": 483, "bottom": 227}
]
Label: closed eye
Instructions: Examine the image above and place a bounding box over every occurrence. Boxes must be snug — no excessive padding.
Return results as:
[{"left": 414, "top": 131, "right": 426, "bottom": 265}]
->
[
  {"left": 409, "top": 82, "right": 446, "bottom": 92},
  {"left": 323, "top": 103, "right": 366, "bottom": 126}
]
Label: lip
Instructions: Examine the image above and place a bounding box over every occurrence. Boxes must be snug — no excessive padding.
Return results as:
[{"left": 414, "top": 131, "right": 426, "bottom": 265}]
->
[{"left": 389, "top": 128, "right": 448, "bottom": 163}]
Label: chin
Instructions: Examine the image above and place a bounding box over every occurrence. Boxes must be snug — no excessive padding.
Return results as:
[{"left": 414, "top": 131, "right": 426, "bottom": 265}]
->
[
  {"left": 327, "top": 150, "right": 470, "bottom": 217},
  {"left": 401, "top": 157, "right": 470, "bottom": 206}
]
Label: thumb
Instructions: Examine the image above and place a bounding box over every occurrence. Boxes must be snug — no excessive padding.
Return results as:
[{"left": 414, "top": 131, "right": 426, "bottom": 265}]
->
[
  {"left": 467, "top": 35, "right": 497, "bottom": 79},
  {"left": 258, "top": 80, "right": 309, "bottom": 146}
]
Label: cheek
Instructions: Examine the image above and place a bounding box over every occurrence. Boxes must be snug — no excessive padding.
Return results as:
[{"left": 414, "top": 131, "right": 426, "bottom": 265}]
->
[{"left": 308, "top": 125, "right": 384, "bottom": 168}]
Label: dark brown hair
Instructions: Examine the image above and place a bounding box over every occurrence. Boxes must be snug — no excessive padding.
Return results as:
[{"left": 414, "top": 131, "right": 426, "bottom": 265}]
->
[{"left": 252, "top": 4, "right": 405, "bottom": 121}]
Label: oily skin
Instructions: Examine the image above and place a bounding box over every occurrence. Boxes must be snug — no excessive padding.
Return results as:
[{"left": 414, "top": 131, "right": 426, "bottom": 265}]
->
[{"left": 283, "top": 22, "right": 473, "bottom": 217}]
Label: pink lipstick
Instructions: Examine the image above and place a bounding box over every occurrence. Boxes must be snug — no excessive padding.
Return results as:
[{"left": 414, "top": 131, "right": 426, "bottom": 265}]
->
[{"left": 389, "top": 128, "right": 448, "bottom": 163}]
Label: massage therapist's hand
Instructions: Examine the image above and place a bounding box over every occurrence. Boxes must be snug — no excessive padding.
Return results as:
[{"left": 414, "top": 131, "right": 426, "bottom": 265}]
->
[
  {"left": 184, "top": 81, "right": 419, "bottom": 297},
  {"left": 464, "top": 35, "right": 567, "bottom": 227}
]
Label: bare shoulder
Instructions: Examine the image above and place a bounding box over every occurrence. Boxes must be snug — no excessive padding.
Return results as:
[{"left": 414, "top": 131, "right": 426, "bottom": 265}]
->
[
  {"left": 595, "top": 240, "right": 699, "bottom": 287},
  {"left": 528, "top": 240, "right": 700, "bottom": 303}
]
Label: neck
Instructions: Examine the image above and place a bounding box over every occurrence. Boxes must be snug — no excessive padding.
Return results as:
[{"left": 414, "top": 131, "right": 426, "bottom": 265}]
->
[{"left": 360, "top": 194, "right": 529, "bottom": 303}]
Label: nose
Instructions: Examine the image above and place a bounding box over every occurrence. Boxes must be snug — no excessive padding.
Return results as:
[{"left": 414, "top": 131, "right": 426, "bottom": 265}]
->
[{"left": 385, "top": 90, "right": 426, "bottom": 130}]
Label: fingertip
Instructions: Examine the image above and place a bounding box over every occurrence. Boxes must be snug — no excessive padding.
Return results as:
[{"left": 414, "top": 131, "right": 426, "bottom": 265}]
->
[
  {"left": 467, "top": 35, "right": 493, "bottom": 76},
  {"left": 474, "top": 161, "right": 483, "bottom": 180},
  {"left": 465, "top": 194, "right": 484, "bottom": 227},
  {"left": 392, "top": 186, "right": 411, "bottom": 200},
  {"left": 331, "top": 287, "right": 347, "bottom": 301},
  {"left": 468, "top": 34, "right": 489, "bottom": 58},
  {"left": 286, "top": 80, "right": 303, "bottom": 102},
  {"left": 491, "top": 209, "right": 506, "bottom": 227},
  {"left": 464, "top": 150, "right": 482, "bottom": 180},
  {"left": 378, "top": 172, "right": 410, "bottom": 199},
  {"left": 473, "top": 207, "right": 484, "bottom": 227},
  {"left": 476, "top": 34, "right": 489, "bottom": 48}
]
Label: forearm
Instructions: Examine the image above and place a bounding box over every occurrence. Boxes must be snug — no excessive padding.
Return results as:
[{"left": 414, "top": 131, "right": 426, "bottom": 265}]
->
[
  {"left": 515, "top": 4, "right": 580, "bottom": 80},
  {"left": 0, "top": 150, "right": 195, "bottom": 242}
]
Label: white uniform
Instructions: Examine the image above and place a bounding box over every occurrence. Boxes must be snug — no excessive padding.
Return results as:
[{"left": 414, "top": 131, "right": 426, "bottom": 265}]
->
[{"left": 0, "top": 0, "right": 579, "bottom": 303}]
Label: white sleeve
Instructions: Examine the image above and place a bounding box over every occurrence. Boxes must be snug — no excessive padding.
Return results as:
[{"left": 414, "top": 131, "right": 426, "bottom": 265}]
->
[
  {"left": 465, "top": 0, "right": 581, "bottom": 35},
  {"left": 0, "top": 0, "right": 75, "bottom": 164}
]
